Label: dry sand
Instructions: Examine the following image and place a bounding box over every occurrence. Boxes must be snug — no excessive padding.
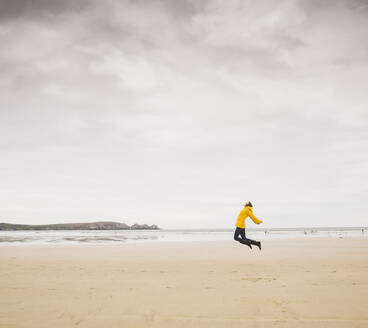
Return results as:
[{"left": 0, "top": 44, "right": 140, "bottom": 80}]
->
[{"left": 0, "top": 238, "right": 367, "bottom": 328}]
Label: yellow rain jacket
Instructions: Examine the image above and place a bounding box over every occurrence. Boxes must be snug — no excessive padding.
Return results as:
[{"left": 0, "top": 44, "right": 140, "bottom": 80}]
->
[{"left": 235, "top": 206, "right": 262, "bottom": 228}]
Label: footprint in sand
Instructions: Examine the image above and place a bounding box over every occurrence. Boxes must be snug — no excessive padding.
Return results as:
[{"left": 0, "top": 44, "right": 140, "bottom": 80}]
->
[
  {"left": 241, "top": 277, "right": 262, "bottom": 282},
  {"left": 241, "top": 277, "right": 273, "bottom": 282},
  {"left": 58, "top": 312, "right": 66, "bottom": 319},
  {"left": 74, "top": 319, "right": 84, "bottom": 326}
]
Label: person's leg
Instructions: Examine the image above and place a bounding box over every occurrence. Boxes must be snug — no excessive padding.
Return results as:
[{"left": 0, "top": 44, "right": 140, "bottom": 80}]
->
[
  {"left": 233, "top": 227, "right": 242, "bottom": 242},
  {"left": 240, "top": 229, "right": 261, "bottom": 250},
  {"left": 234, "top": 227, "right": 252, "bottom": 248}
]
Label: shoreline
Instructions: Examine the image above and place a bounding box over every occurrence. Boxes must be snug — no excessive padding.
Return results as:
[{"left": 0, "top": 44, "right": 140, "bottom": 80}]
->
[
  {"left": 1, "top": 228, "right": 366, "bottom": 247},
  {"left": 0, "top": 234, "right": 366, "bottom": 248}
]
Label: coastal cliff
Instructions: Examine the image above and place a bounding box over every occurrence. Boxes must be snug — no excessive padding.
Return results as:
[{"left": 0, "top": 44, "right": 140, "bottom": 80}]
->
[{"left": 0, "top": 222, "right": 160, "bottom": 231}]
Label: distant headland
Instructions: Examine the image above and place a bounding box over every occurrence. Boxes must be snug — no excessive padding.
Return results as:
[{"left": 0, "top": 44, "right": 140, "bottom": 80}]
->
[{"left": 0, "top": 221, "right": 160, "bottom": 231}]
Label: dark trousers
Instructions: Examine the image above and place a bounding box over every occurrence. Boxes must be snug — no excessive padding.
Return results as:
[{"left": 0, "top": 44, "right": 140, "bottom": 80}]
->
[{"left": 234, "top": 227, "right": 258, "bottom": 246}]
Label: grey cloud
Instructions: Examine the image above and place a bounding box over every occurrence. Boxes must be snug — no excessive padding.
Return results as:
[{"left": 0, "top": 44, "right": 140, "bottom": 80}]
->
[
  {"left": 157, "top": 0, "right": 208, "bottom": 19},
  {"left": 0, "top": 0, "right": 92, "bottom": 21},
  {"left": 301, "top": 0, "right": 368, "bottom": 14}
]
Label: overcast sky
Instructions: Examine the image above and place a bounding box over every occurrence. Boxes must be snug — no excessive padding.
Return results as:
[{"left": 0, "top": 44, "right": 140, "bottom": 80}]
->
[{"left": 0, "top": 0, "right": 367, "bottom": 228}]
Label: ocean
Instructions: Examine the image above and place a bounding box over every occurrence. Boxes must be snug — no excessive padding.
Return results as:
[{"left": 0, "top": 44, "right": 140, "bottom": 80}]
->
[{"left": 0, "top": 227, "right": 366, "bottom": 245}]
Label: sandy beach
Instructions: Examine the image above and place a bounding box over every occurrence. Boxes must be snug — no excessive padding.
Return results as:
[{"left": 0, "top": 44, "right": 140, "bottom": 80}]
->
[{"left": 1, "top": 238, "right": 367, "bottom": 328}]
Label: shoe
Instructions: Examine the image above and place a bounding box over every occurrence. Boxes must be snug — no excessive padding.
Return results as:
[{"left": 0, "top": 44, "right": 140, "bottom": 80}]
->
[
  {"left": 246, "top": 242, "right": 252, "bottom": 249},
  {"left": 257, "top": 241, "right": 262, "bottom": 250}
]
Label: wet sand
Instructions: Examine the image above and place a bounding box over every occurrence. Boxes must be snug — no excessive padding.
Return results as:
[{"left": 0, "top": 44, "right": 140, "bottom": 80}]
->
[{"left": 0, "top": 237, "right": 367, "bottom": 328}]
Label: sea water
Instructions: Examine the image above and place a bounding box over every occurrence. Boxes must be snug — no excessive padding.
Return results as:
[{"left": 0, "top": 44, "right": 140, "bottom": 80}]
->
[{"left": 0, "top": 227, "right": 366, "bottom": 245}]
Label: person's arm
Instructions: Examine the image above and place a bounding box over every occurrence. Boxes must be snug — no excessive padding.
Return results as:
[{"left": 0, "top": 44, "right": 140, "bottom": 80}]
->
[{"left": 248, "top": 208, "right": 262, "bottom": 224}]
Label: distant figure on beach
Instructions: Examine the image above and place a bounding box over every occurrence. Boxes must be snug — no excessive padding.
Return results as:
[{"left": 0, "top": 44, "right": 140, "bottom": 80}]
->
[{"left": 234, "top": 201, "right": 262, "bottom": 250}]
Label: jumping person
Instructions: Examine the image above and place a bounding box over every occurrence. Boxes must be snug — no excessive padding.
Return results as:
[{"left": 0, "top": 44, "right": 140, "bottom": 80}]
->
[{"left": 234, "top": 201, "right": 262, "bottom": 250}]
